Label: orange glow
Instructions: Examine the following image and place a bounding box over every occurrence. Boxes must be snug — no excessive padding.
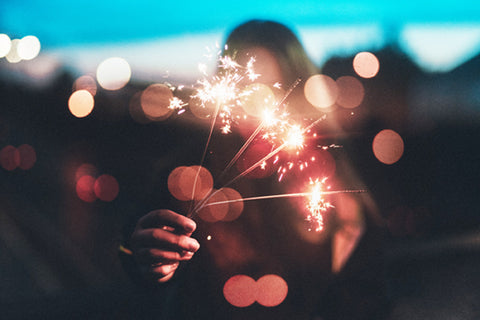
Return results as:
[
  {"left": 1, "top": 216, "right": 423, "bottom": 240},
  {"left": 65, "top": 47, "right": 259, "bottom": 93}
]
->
[
  {"left": 17, "top": 35, "right": 41, "bottom": 60},
  {"left": 223, "top": 275, "right": 256, "bottom": 307},
  {"left": 335, "top": 76, "right": 365, "bottom": 109},
  {"left": 188, "top": 95, "right": 215, "bottom": 120},
  {"left": 0, "top": 145, "right": 20, "bottom": 171},
  {"left": 256, "top": 274, "right": 288, "bottom": 307},
  {"left": 167, "top": 166, "right": 213, "bottom": 201},
  {"left": 219, "top": 187, "right": 244, "bottom": 221},
  {"left": 190, "top": 165, "right": 214, "bottom": 200},
  {"left": 197, "top": 188, "right": 228, "bottom": 222},
  {"left": 140, "top": 84, "right": 174, "bottom": 120},
  {"left": 96, "top": 57, "right": 131, "bottom": 90},
  {"left": 304, "top": 74, "right": 338, "bottom": 109},
  {"left": 94, "top": 174, "right": 119, "bottom": 202},
  {"left": 240, "top": 83, "right": 277, "bottom": 117},
  {"left": 372, "top": 129, "right": 404, "bottom": 164},
  {"left": 168, "top": 166, "right": 192, "bottom": 201},
  {"left": 17, "top": 144, "right": 36, "bottom": 170},
  {"left": 353, "top": 52, "right": 380, "bottom": 78},
  {"left": 73, "top": 75, "right": 97, "bottom": 96},
  {"left": 68, "top": 90, "right": 94, "bottom": 118},
  {"left": 0, "top": 34, "right": 12, "bottom": 58},
  {"left": 76, "top": 175, "right": 96, "bottom": 202}
]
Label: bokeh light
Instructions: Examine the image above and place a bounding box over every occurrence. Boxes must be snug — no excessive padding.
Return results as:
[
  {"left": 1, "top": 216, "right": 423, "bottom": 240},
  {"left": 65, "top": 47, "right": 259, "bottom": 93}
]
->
[
  {"left": 219, "top": 187, "right": 244, "bottom": 221},
  {"left": 17, "top": 144, "right": 37, "bottom": 170},
  {"left": 0, "top": 145, "right": 20, "bottom": 171},
  {"left": 223, "top": 275, "right": 257, "bottom": 307},
  {"left": 0, "top": 34, "right": 12, "bottom": 58},
  {"left": 353, "top": 52, "right": 380, "bottom": 78},
  {"left": 197, "top": 188, "right": 228, "bottom": 222},
  {"left": 372, "top": 129, "right": 404, "bottom": 164},
  {"left": 304, "top": 74, "right": 339, "bottom": 109},
  {"left": 255, "top": 274, "right": 288, "bottom": 307},
  {"left": 96, "top": 57, "right": 131, "bottom": 90},
  {"left": 76, "top": 175, "right": 97, "bottom": 202},
  {"left": 140, "top": 83, "right": 174, "bottom": 120},
  {"left": 5, "top": 39, "right": 21, "bottom": 63},
  {"left": 240, "top": 83, "right": 277, "bottom": 117},
  {"left": 335, "top": 76, "right": 365, "bottom": 109},
  {"left": 197, "top": 189, "right": 228, "bottom": 222},
  {"left": 73, "top": 75, "right": 97, "bottom": 96},
  {"left": 94, "top": 174, "right": 119, "bottom": 202},
  {"left": 17, "top": 35, "right": 41, "bottom": 60},
  {"left": 188, "top": 96, "right": 215, "bottom": 120},
  {"left": 167, "top": 166, "right": 213, "bottom": 201},
  {"left": 68, "top": 89, "right": 95, "bottom": 118}
]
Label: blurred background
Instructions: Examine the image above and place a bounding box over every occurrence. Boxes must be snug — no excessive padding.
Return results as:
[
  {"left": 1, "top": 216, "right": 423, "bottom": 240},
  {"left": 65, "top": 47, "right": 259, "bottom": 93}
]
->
[{"left": 1, "top": 1, "right": 479, "bottom": 319}]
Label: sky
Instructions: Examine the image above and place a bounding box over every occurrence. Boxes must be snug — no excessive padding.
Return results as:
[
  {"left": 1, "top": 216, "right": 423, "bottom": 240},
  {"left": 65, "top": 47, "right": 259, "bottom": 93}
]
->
[{"left": 2, "top": 0, "right": 480, "bottom": 80}]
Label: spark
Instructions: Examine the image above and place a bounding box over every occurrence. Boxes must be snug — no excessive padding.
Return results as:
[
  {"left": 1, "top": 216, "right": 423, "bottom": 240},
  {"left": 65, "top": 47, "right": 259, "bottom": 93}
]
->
[
  {"left": 306, "top": 178, "right": 333, "bottom": 232},
  {"left": 198, "top": 187, "right": 366, "bottom": 231},
  {"left": 169, "top": 97, "right": 187, "bottom": 110},
  {"left": 284, "top": 124, "right": 305, "bottom": 149}
]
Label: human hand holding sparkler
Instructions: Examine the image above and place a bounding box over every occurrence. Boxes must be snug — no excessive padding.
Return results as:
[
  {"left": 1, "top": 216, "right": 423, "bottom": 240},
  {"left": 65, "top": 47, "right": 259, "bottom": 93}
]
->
[{"left": 130, "top": 209, "right": 200, "bottom": 283}]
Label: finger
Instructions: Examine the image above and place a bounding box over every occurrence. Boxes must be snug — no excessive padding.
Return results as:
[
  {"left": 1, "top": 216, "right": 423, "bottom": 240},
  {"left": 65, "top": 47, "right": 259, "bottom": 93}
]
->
[
  {"left": 139, "top": 209, "right": 196, "bottom": 235},
  {"left": 132, "top": 228, "right": 200, "bottom": 253},
  {"left": 135, "top": 247, "right": 195, "bottom": 264},
  {"left": 141, "top": 262, "right": 179, "bottom": 282}
]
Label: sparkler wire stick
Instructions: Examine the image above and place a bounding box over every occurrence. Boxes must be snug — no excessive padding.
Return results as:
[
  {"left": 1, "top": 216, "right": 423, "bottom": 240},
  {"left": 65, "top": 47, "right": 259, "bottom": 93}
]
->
[
  {"left": 218, "top": 122, "right": 264, "bottom": 180},
  {"left": 188, "top": 101, "right": 221, "bottom": 215},
  {"left": 199, "top": 189, "right": 366, "bottom": 210},
  {"left": 191, "top": 115, "right": 327, "bottom": 215}
]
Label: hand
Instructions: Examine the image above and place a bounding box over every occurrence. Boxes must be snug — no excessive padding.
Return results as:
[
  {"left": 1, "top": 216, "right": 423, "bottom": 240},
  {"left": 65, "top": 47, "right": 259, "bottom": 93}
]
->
[{"left": 130, "top": 209, "right": 200, "bottom": 283}]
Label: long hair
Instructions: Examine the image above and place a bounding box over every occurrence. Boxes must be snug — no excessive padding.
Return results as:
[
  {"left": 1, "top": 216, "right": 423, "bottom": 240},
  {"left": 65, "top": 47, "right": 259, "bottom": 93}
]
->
[
  {"left": 223, "top": 19, "right": 318, "bottom": 88},
  {"left": 222, "top": 19, "right": 319, "bottom": 116}
]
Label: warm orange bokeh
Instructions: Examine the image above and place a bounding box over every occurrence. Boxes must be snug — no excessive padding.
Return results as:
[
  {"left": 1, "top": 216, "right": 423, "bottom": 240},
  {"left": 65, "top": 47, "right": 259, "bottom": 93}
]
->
[
  {"left": 304, "top": 74, "right": 338, "bottom": 109},
  {"left": 336, "top": 76, "right": 365, "bottom": 109},
  {"left": 68, "top": 90, "right": 94, "bottom": 118},
  {"left": 223, "top": 275, "right": 257, "bottom": 307},
  {"left": 167, "top": 166, "right": 213, "bottom": 201},
  {"left": 255, "top": 274, "right": 288, "bottom": 307},
  {"left": 140, "top": 83, "right": 174, "bottom": 120},
  {"left": 353, "top": 52, "right": 380, "bottom": 79},
  {"left": 372, "top": 129, "right": 404, "bottom": 164}
]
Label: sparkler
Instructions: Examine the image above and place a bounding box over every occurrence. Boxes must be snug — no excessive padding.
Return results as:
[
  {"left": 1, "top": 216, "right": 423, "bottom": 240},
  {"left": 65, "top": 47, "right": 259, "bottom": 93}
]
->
[{"left": 165, "top": 48, "right": 362, "bottom": 231}]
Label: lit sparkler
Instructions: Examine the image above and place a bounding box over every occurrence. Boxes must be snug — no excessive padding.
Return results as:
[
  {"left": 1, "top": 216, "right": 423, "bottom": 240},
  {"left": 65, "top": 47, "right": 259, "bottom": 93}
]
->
[{"left": 165, "top": 50, "right": 362, "bottom": 232}]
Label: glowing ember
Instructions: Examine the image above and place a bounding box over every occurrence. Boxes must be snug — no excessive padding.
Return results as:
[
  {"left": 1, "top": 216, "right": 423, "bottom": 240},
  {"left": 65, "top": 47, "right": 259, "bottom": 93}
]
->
[{"left": 306, "top": 178, "right": 333, "bottom": 232}]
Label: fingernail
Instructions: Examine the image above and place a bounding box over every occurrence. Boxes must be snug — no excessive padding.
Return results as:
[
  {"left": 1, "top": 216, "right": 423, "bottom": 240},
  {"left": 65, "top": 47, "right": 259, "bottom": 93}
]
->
[
  {"left": 181, "top": 251, "right": 195, "bottom": 259},
  {"left": 185, "top": 221, "right": 196, "bottom": 233},
  {"left": 189, "top": 239, "right": 200, "bottom": 252}
]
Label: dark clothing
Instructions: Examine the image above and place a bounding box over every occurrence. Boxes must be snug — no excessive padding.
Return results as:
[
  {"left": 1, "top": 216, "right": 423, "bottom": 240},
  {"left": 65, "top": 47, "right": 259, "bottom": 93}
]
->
[{"left": 120, "top": 115, "right": 390, "bottom": 320}]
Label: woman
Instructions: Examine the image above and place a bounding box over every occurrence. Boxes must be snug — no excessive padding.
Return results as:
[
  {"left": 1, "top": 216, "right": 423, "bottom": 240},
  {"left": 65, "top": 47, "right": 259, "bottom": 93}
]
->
[{"left": 122, "top": 20, "right": 389, "bottom": 320}]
